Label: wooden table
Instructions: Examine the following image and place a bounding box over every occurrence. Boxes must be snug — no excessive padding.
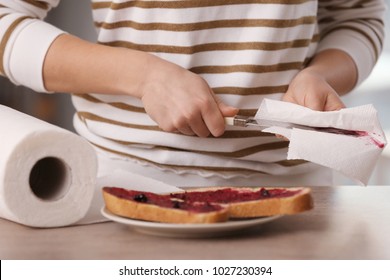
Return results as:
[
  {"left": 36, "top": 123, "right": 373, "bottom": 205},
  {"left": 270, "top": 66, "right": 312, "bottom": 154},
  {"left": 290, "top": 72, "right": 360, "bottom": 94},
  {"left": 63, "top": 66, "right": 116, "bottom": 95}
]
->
[{"left": 1, "top": 186, "right": 389, "bottom": 260}]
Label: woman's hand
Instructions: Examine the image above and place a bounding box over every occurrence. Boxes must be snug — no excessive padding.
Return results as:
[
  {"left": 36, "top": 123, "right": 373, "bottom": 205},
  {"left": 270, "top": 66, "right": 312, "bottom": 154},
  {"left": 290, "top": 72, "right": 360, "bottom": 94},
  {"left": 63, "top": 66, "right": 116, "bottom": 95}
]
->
[
  {"left": 282, "top": 49, "right": 357, "bottom": 111},
  {"left": 282, "top": 68, "right": 346, "bottom": 111},
  {"left": 139, "top": 56, "right": 238, "bottom": 137}
]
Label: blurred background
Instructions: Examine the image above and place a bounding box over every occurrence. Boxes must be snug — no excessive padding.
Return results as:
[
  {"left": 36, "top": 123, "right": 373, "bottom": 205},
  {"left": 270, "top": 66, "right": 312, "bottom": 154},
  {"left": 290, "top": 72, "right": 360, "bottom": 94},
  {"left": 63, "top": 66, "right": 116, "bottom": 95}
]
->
[
  {"left": 0, "top": 0, "right": 389, "bottom": 184},
  {"left": 0, "top": 0, "right": 96, "bottom": 131}
]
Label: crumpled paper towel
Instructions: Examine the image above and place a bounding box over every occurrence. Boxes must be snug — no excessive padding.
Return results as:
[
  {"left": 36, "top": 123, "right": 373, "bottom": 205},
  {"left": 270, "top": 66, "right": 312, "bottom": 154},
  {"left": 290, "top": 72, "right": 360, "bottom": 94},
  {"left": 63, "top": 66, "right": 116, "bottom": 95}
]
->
[{"left": 255, "top": 99, "right": 387, "bottom": 185}]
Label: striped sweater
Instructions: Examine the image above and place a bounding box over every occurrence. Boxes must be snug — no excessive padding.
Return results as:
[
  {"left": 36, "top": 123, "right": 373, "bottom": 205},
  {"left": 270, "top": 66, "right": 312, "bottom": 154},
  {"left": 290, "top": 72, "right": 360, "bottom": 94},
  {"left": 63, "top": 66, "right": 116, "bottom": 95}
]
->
[{"left": 0, "top": 0, "right": 386, "bottom": 180}]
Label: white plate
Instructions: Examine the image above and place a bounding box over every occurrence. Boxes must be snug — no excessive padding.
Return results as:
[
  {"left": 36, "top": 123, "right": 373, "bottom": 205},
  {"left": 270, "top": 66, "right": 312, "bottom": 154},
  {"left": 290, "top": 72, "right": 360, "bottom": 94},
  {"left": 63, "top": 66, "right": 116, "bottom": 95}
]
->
[{"left": 101, "top": 207, "right": 282, "bottom": 238}]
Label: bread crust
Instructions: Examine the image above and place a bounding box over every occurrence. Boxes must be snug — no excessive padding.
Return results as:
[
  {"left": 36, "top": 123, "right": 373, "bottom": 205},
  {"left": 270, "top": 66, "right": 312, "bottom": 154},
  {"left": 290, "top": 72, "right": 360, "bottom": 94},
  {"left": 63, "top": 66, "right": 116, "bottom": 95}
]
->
[
  {"left": 226, "top": 187, "right": 313, "bottom": 217},
  {"left": 103, "top": 186, "right": 313, "bottom": 224},
  {"left": 103, "top": 191, "right": 229, "bottom": 224}
]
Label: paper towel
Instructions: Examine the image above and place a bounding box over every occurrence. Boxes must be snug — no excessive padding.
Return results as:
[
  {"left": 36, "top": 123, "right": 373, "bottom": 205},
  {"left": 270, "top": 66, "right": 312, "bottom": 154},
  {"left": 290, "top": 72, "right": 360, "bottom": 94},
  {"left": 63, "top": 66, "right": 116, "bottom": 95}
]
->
[
  {"left": 0, "top": 105, "right": 97, "bottom": 227},
  {"left": 255, "top": 99, "right": 387, "bottom": 185}
]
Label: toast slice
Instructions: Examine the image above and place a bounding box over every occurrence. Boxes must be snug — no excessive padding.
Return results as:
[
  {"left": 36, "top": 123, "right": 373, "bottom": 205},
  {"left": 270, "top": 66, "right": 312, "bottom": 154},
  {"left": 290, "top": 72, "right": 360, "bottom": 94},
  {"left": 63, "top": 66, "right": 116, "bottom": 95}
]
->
[
  {"left": 102, "top": 187, "right": 229, "bottom": 224},
  {"left": 103, "top": 186, "right": 313, "bottom": 223},
  {"left": 170, "top": 187, "right": 313, "bottom": 218}
]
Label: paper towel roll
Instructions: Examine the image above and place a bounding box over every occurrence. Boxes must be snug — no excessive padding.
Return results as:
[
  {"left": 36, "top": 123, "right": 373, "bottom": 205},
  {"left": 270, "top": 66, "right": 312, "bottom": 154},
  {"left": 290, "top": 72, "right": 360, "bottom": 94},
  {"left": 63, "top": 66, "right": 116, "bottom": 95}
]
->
[{"left": 0, "top": 105, "right": 97, "bottom": 227}]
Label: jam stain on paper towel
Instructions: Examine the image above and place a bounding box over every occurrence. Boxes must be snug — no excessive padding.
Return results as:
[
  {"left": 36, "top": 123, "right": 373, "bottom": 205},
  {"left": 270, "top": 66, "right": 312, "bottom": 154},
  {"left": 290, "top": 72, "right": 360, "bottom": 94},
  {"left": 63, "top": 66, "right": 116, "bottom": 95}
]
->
[
  {"left": 358, "top": 132, "right": 385, "bottom": 149},
  {"left": 315, "top": 127, "right": 385, "bottom": 149}
]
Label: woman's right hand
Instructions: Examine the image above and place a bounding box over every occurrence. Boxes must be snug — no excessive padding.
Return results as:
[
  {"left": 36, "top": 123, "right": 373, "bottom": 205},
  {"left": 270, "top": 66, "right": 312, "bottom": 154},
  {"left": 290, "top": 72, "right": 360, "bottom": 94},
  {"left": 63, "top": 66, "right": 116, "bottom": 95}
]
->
[{"left": 139, "top": 56, "right": 238, "bottom": 137}]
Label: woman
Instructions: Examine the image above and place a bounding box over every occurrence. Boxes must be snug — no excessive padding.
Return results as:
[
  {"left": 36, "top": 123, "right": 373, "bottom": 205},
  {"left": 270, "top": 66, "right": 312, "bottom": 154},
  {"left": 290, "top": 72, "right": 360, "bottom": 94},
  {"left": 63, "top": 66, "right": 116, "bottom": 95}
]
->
[{"left": 0, "top": 0, "right": 386, "bottom": 186}]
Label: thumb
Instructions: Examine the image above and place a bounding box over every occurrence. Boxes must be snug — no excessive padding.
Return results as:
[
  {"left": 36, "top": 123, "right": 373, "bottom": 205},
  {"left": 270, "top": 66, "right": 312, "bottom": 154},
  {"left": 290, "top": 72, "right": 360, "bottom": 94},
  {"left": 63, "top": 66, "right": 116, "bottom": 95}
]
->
[
  {"left": 215, "top": 98, "right": 239, "bottom": 117},
  {"left": 324, "top": 92, "right": 346, "bottom": 111}
]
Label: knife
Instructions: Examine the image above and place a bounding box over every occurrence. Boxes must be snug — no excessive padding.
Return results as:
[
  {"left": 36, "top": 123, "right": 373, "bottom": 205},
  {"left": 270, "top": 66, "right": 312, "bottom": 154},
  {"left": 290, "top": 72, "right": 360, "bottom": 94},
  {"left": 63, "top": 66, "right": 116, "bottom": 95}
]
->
[{"left": 224, "top": 115, "right": 364, "bottom": 136}]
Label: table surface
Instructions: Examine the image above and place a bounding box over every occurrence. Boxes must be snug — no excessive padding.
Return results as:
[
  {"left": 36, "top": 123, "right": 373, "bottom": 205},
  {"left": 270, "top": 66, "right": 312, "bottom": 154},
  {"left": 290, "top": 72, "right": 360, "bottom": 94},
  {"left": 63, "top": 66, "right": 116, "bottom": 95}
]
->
[{"left": 1, "top": 186, "right": 389, "bottom": 260}]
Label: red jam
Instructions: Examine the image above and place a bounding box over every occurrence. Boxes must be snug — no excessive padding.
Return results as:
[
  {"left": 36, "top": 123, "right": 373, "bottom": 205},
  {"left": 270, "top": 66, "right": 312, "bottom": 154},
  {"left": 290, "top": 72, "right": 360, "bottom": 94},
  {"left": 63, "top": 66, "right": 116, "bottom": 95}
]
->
[
  {"left": 315, "top": 128, "right": 385, "bottom": 149},
  {"left": 315, "top": 127, "right": 363, "bottom": 136},
  {"left": 170, "top": 187, "right": 301, "bottom": 203},
  {"left": 356, "top": 131, "right": 385, "bottom": 148},
  {"left": 104, "top": 187, "right": 173, "bottom": 207},
  {"left": 103, "top": 187, "right": 224, "bottom": 213}
]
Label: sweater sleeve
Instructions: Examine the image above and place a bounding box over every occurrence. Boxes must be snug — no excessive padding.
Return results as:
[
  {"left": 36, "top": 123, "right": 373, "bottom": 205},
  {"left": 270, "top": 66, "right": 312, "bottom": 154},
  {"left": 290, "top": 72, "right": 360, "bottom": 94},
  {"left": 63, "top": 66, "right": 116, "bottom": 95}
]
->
[
  {"left": 0, "top": 0, "right": 65, "bottom": 93},
  {"left": 316, "top": 0, "right": 387, "bottom": 87}
]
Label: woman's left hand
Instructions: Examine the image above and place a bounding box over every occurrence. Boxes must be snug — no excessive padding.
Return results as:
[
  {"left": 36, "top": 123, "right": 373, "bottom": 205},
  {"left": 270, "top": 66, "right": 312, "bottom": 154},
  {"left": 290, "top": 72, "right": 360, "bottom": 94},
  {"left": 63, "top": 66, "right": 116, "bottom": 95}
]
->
[{"left": 282, "top": 68, "right": 345, "bottom": 111}]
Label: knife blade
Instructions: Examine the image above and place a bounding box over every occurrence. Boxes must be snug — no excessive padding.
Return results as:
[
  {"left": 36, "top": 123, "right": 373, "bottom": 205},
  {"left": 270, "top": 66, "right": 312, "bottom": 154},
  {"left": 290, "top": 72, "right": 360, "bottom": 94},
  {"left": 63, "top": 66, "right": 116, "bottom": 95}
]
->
[{"left": 224, "top": 115, "right": 364, "bottom": 136}]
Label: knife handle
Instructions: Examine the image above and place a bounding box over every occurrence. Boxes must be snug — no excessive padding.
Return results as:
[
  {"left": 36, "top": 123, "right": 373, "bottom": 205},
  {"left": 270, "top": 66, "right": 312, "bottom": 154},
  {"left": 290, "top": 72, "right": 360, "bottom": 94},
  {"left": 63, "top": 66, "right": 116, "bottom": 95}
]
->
[
  {"left": 224, "top": 117, "right": 235, "bottom": 126},
  {"left": 224, "top": 116, "right": 251, "bottom": 127}
]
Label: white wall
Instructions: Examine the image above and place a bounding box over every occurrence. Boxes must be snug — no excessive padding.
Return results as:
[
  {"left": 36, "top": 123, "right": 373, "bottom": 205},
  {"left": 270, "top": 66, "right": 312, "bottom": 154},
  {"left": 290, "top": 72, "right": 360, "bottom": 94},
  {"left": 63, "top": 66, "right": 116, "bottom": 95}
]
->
[{"left": 0, "top": 1, "right": 97, "bottom": 131}]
